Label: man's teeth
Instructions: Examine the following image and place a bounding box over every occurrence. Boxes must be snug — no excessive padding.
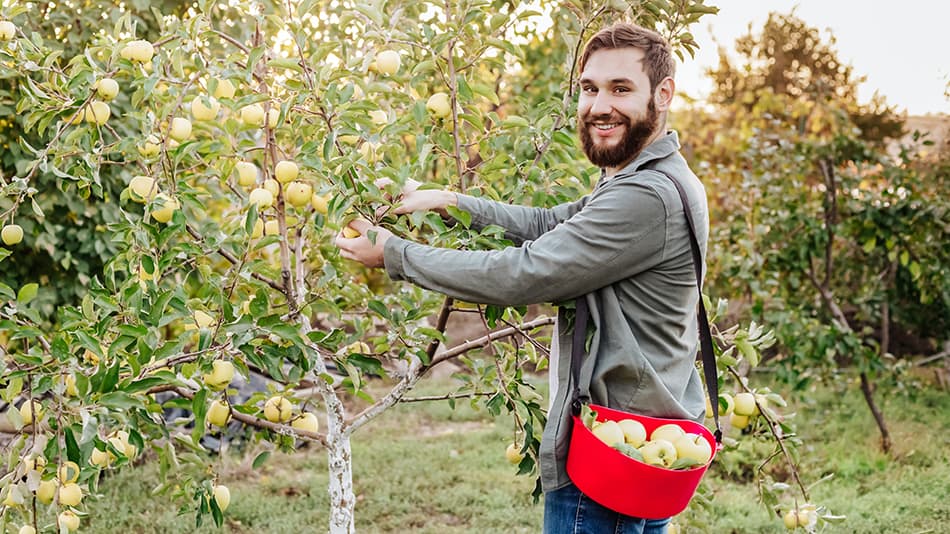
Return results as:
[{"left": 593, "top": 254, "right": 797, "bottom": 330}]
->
[{"left": 594, "top": 123, "right": 618, "bottom": 130}]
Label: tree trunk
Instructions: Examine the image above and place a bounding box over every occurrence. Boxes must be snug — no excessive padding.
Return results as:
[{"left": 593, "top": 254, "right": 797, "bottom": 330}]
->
[
  {"left": 859, "top": 372, "right": 891, "bottom": 453},
  {"left": 327, "top": 432, "right": 355, "bottom": 534}
]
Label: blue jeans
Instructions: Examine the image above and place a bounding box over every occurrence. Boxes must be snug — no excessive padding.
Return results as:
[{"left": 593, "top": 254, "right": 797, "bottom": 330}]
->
[{"left": 543, "top": 482, "right": 670, "bottom": 534}]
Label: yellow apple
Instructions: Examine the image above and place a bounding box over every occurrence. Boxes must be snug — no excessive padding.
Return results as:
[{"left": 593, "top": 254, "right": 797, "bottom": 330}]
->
[
  {"left": 84, "top": 100, "right": 111, "bottom": 124},
  {"left": 207, "top": 399, "right": 231, "bottom": 427},
  {"left": 617, "top": 419, "right": 647, "bottom": 447},
  {"left": 240, "top": 103, "right": 265, "bottom": 126},
  {"left": 263, "top": 396, "right": 292, "bottom": 423},
  {"left": 718, "top": 393, "right": 735, "bottom": 416},
  {"left": 0, "top": 21, "right": 16, "bottom": 41},
  {"left": 58, "top": 461, "right": 80, "bottom": 483},
  {"left": 58, "top": 510, "right": 80, "bottom": 532},
  {"left": 122, "top": 39, "right": 154, "bottom": 62},
  {"left": 94, "top": 78, "right": 119, "bottom": 100},
  {"left": 235, "top": 161, "right": 258, "bottom": 187},
  {"left": 342, "top": 226, "right": 361, "bottom": 239},
  {"left": 358, "top": 141, "right": 380, "bottom": 163},
  {"left": 22, "top": 454, "right": 46, "bottom": 472},
  {"left": 729, "top": 413, "right": 751, "bottom": 429},
  {"left": 58, "top": 482, "right": 82, "bottom": 506},
  {"left": 733, "top": 392, "right": 757, "bottom": 416},
  {"left": 1, "top": 224, "right": 23, "bottom": 245},
  {"left": 673, "top": 433, "right": 712, "bottom": 465},
  {"left": 190, "top": 96, "right": 220, "bottom": 121},
  {"left": 263, "top": 178, "right": 280, "bottom": 197},
  {"left": 639, "top": 439, "right": 678, "bottom": 468},
  {"left": 202, "top": 360, "right": 235, "bottom": 390},
  {"left": 18, "top": 401, "right": 42, "bottom": 425},
  {"left": 285, "top": 181, "right": 312, "bottom": 207},
  {"left": 89, "top": 447, "right": 112, "bottom": 468},
  {"left": 138, "top": 134, "right": 161, "bottom": 158},
  {"left": 291, "top": 412, "right": 320, "bottom": 434},
  {"left": 783, "top": 509, "right": 799, "bottom": 529},
  {"left": 426, "top": 92, "right": 451, "bottom": 118},
  {"left": 650, "top": 423, "right": 685, "bottom": 444},
  {"left": 213, "top": 484, "right": 230, "bottom": 511},
  {"left": 129, "top": 175, "right": 157, "bottom": 203},
  {"left": 310, "top": 193, "right": 329, "bottom": 215},
  {"left": 375, "top": 50, "right": 401, "bottom": 75},
  {"left": 250, "top": 218, "right": 264, "bottom": 239},
  {"left": 193, "top": 310, "right": 214, "bottom": 329},
  {"left": 18, "top": 525, "right": 35, "bottom": 534},
  {"left": 213, "top": 79, "right": 236, "bottom": 99},
  {"left": 369, "top": 109, "right": 388, "bottom": 127},
  {"left": 150, "top": 193, "right": 179, "bottom": 224},
  {"left": 797, "top": 504, "right": 817, "bottom": 528},
  {"left": 591, "top": 420, "right": 624, "bottom": 447},
  {"left": 266, "top": 108, "right": 280, "bottom": 129},
  {"left": 63, "top": 374, "right": 78, "bottom": 396},
  {"left": 169, "top": 117, "right": 192, "bottom": 141},
  {"left": 264, "top": 220, "right": 280, "bottom": 236},
  {"left": 248, "top": 188, "right": 274, "bottom": 209},
  {"left": 505, "top": 442, "right": 524, "bottom": 464},
  {"left": 36, "top": 479, "right": 56, "bottom": 504},
  {"left": 274, "top": 160, "right": 298, "bottom": 183}
]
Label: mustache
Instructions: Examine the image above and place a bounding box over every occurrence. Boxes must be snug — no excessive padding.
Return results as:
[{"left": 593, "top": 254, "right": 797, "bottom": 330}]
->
[{"left": 581, "top": 112, "right": 630, "bottom": 126}]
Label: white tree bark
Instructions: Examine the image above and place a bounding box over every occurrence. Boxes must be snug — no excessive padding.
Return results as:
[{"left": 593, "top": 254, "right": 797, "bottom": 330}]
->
[{"left": 326, "top": 412, "right": 355, "bottom": 534}]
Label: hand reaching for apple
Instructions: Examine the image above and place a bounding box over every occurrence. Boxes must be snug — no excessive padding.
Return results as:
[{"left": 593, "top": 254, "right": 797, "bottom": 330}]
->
[
  {"left": 375, "top": 178, "right": 458, "bottom": 218},
  {"left": 335, "top": 219, "right": 393, "bottom": 268}
]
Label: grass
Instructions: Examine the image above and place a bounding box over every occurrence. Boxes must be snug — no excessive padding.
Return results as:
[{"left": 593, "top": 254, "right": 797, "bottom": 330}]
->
[{"left": 24, "top": 374, "right": 950, "bottom": 533}]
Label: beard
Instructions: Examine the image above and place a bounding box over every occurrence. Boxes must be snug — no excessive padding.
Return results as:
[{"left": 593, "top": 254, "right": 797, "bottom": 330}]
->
[{"left": 579, "top": 99, "right": 659, "bottom": 169}]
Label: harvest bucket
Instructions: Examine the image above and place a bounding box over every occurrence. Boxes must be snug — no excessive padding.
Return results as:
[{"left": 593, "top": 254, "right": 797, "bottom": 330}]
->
[{"left": 565, "top": 403, "right": 718, "bottom": 519}]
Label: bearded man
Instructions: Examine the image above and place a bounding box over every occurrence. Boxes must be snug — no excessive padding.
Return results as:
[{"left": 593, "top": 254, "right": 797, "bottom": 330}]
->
[{"left": 335, "top": 22, "right": 708, "bottom": 534}]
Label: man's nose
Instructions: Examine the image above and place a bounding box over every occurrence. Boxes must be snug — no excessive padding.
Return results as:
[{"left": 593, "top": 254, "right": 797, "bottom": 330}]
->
[{"left": 589, "top": 92, "right": 613, "bottom": 116}]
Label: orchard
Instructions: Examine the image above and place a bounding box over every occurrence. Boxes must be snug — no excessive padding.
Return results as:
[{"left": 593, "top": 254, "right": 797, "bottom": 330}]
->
[{"left": 1, "top": 0, "right": 946, "bottom": 533}]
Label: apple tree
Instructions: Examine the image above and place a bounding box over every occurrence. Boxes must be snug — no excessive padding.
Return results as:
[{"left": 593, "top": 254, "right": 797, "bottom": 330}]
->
[{"left": 0, "top": 1, "right": 842, "bottom": 533}]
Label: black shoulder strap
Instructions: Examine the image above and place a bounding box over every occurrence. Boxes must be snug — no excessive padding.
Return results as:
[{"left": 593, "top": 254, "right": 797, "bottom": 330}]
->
[{"left": 569, "top": 171, "right": 722, "bottom": 444}]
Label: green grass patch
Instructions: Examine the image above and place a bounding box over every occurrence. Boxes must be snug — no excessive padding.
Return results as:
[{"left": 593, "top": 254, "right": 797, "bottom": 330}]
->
[{"left": 36, "top": 376, "right": 950, "bottom": 533}]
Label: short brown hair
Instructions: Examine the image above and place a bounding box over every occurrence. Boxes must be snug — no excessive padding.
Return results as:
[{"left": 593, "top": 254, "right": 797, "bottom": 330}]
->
[{"left": 579, "top": 23, "right": 675, "bottom": 91}]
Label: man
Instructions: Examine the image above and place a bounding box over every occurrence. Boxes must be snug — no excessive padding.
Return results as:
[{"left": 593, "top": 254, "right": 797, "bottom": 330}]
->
[{"left": 336, "top": 22, "right": 707, "bottom": 534}]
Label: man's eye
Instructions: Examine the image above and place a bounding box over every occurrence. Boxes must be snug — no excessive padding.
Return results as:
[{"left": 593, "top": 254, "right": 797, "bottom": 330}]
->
[
  {"left": 615, "top": 87, "right": 630, "bottom": 93},
  {"left": 582, "top": 86, "right": 597, "bottom": 94}
]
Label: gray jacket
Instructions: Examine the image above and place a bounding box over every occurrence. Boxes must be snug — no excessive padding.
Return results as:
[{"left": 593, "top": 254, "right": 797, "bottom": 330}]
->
[{"left": 383, "top": 130, "right": 708, "bottom": 491}]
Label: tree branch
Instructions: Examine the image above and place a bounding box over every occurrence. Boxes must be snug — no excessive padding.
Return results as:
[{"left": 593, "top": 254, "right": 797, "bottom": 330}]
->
[
  {"left": 184, "top": 223, "right": 283, "bottom": 292},
  {"left": 169, "top": 386, "right": 329, "bottom": 448}
]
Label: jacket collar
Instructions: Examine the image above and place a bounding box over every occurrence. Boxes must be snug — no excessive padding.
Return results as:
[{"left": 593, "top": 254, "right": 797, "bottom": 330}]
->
[{"left": 599, "top": 130, "right": 680, "bottom": 183}]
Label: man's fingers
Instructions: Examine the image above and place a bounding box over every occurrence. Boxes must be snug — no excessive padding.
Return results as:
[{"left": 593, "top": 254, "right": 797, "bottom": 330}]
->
[{"left": 347, "top": 218, "right": 374, "bottom": 233}]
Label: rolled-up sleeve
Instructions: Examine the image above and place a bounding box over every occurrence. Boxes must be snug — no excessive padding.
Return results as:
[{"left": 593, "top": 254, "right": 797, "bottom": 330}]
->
[{"left": 384, "top": 179, "right": 670, "bottom": 305}]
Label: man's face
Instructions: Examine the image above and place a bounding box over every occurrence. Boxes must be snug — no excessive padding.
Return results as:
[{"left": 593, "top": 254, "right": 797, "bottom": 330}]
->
[{"left": 577, "top": 47, "right": 661, "bottom": 169}]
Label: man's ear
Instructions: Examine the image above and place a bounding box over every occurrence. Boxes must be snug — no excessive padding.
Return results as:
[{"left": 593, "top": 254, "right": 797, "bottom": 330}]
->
[{"left": 654, "top": 77, "right": 675, "bottom": 111}]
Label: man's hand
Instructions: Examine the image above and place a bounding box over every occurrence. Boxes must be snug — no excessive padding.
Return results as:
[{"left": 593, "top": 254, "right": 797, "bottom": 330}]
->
[
  {"left": 335, "top": 219, "right": 393, "bottom": 268},
  {"left": 375, "top": 178, "right": 457, "bottom": 217}
]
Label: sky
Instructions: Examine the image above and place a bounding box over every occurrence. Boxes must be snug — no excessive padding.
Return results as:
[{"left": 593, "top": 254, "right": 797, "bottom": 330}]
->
[{"left": 672, "top": 0, "right": 950, "bottom": 115}]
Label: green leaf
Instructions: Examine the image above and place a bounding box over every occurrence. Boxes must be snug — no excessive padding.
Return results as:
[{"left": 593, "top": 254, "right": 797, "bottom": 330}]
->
[
  {"left": 17, "top": 283, "right": 39, "bottom": 305},
  {"left": 367, "top": 300, "right": 390, "bottom": 319},
  {"left": 580, "top": 404, "right": 598, "bottom": 429},
  {"left": 613, "top": 442, "right": 644, "bottom": 462},
  {"left": 670, "top": 457, "right": 703, "bottom": 470},
  {"left": 99, "top": 391, "right": 143, "bottom": 410},
  {"left": 98, "top": 361, "right": 121, "bottom": 394},
  {"left": 252, "top": 450, "right": 271, "bottom": 469},
  {"left": 445, "top": 205, "right": 471, "bottom": 228},
  {"left": 64, "top": 426, "right": 81, "bottom": 464},
  {"left": 345, "top": 353, "right": 387, "bottom": 377}
]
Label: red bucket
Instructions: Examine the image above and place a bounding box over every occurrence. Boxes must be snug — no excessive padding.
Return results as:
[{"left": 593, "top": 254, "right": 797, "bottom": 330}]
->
[{"left": 566, "top": 403, "right": 718, "bottom": 519}]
